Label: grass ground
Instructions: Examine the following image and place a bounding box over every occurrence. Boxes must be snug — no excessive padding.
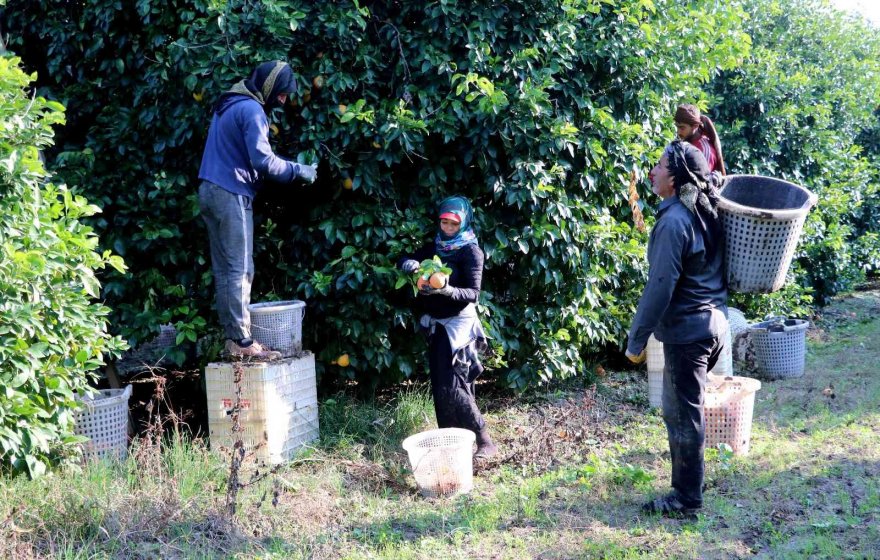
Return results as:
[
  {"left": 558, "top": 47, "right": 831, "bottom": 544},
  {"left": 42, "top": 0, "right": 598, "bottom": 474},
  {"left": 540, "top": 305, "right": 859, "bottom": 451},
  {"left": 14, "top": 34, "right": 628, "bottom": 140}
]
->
[{"left": 2, "top": 289, "right": 879, "bottom": 559}]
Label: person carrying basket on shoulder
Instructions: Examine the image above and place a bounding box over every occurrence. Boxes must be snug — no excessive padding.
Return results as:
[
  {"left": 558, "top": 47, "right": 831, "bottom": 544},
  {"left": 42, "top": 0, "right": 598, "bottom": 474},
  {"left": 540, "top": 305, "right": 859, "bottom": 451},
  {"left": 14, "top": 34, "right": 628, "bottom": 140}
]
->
[
  {"left": 625, "top": 140, "right": 728, "bottom": 516},
  {"left": 398, "top": 196, "right": 498, "bottom": 459}
]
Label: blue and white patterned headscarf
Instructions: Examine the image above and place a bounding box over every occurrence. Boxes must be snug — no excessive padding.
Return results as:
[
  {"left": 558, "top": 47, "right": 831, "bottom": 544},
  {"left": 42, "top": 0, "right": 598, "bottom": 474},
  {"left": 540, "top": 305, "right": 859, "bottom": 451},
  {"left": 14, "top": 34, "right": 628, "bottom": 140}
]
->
[{"left": 435, "top": 195, "right": 478, "bottom": 257}]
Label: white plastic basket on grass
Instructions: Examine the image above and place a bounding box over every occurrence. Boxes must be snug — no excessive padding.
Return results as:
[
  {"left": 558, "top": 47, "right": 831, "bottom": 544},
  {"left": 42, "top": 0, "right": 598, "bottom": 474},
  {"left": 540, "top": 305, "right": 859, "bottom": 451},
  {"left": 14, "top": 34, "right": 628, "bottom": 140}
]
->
[
  {"left": 402, "top": 428, "right": 475, "bottom": 498},
  {"left": 248, "top": 300, "right": 305, "bottom": 357},
  {"left": 718, "top": 175, "right": 818, "bottom": 293},
  {"left": 74, "top": 385, "right": 132, "bottom": 461},
  {"left": 749, "top": 318, "right": 809, "bottom": 379},
  {"left": 705, "top": 375, "right": 761, "bottom": 456}
]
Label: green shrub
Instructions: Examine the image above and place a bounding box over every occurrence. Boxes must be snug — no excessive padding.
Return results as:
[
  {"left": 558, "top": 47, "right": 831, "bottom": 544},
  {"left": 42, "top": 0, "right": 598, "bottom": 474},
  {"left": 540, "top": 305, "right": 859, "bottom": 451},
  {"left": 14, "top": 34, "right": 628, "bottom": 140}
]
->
[
  {"left": 0, "top": 56, "right": 126, "bottom": 476},
  {"left": 1, "top": 0, "right": 750, "bottom": 388}
]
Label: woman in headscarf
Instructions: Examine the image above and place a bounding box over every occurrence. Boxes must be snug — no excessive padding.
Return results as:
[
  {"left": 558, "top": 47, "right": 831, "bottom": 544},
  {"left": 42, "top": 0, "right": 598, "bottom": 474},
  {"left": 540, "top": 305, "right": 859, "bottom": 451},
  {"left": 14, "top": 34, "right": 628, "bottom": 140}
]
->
[
  {"left": 625, "top": 140, "right": 728, "bottom": 516},
  {"left": 398, "top": 196, "right": 497, "bottom": 459},
  {"left": 674, "top": 104, "right": 726, "bottom": 175},
  {"left": 199, "top": 60, "right": 319, "bottom": 359}
]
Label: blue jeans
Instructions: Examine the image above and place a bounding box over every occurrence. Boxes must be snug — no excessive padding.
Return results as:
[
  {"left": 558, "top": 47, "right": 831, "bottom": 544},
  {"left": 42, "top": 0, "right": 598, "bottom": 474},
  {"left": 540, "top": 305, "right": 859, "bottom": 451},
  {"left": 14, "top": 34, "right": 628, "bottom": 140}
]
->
[
  {"left": 661, "top": 335, "right": 725, "bottom": 507},
  {"left": 198, "top": 181, "right": 253, "bottom": 341}
]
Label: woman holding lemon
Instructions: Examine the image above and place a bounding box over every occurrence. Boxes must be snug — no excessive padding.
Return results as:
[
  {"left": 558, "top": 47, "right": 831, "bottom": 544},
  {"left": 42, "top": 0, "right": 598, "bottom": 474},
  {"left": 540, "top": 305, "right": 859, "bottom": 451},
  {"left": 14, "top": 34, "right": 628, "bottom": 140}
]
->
[{"left": 398, "top": 196, "right": 497, "bottom": 459}]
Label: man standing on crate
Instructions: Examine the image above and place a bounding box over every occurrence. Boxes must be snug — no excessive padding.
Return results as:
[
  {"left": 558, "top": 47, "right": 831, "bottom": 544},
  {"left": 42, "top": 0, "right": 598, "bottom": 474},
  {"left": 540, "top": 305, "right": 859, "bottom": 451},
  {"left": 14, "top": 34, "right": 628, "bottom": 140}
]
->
[
  {"left": 198, "top": 60, "right": 318, "bottom": 360},
  {"left": 625, "top": 139, "right": 728, "bottom": 517}
]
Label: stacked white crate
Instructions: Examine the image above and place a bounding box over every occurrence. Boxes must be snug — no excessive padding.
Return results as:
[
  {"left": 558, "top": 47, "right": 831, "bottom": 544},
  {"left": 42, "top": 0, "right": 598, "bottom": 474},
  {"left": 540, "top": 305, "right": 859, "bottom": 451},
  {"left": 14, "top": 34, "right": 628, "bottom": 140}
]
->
[
  {"left": 646, "top": 335, "right": 665, "bottom": 408},
  {"left": 646, "top": 319, "right": 733, "bottom": 408},
  {"left": 205, "top": 353, "right": 318, "bottom": 464}
]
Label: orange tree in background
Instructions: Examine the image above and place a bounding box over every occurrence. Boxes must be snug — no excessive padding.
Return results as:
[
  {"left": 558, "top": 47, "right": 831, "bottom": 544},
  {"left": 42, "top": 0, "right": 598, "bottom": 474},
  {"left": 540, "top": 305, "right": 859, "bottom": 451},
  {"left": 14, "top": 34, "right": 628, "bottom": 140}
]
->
[{"left": 0, "top": 0, "right": 749, "bottom": 389}]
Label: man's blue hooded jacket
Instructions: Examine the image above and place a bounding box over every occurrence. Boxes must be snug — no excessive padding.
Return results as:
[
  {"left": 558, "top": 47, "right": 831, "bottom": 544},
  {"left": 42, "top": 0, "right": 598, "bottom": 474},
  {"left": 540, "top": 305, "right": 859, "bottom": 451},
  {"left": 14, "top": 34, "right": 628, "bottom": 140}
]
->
[{"left": 198, "top": 94, "right": 302, "bottom": 199}]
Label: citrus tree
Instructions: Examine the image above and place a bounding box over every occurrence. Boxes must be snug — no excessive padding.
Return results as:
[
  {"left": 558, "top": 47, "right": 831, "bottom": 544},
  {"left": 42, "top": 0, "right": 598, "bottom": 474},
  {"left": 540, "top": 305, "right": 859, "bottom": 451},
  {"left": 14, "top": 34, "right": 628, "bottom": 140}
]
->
[
  {"left": 711, "top": 0, "right": 880, "bottom": 309},
  {"left": 1, "top": 0, "right": 751, "bottom": 388},
  {"left": 0, "top": 55, "right": 126, "bottom": 476}
]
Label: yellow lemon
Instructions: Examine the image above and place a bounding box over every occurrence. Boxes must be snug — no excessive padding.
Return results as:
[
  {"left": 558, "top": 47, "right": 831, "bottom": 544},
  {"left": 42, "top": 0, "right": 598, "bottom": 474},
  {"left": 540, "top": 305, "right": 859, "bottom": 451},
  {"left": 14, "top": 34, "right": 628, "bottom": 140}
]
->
[
  {"left": 342, "top": 178, "right": 353, "bottom": 190},
  {"left": 337, "top": 354, "right": 350, "bottom": 367}
]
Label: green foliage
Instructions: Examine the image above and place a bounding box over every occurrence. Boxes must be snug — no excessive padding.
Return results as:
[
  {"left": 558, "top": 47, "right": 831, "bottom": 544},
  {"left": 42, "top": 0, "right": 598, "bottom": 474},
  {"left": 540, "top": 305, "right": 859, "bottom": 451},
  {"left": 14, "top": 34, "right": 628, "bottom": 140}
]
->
[
  {"left": 0, "top": 56, "right": 126, "bottom": 477},
  {"left": 711, "top": 0, "right": 880, "bottom": 307},
  {"left": 1, "top": 0, "right": 750, "bottom": 388}
]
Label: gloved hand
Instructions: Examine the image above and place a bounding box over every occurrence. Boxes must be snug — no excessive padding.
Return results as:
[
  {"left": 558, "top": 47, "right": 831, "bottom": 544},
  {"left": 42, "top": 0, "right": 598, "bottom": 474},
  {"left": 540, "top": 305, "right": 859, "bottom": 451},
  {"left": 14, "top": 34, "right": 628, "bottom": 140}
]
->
[
  {"left": 296, "top": 163, "right": 318, "bottom": 184},
  {"left": 400, "top": 259, "right": 420, "bottom": 274},
  {"left": 625, "top": 348, "right": 647, "bottom": 365},
  {"left": 419, "top": 282, "right": 454, "bottom": 297}
]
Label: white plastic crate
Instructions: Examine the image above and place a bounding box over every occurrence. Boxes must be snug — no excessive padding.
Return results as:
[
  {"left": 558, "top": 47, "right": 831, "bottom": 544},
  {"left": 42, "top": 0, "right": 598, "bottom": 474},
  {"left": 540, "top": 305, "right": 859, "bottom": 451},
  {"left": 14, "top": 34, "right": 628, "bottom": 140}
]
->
[
  {"left": 647, "top": 323, "right": 731, "bottom": 375},
  {"left": 647, "top": 368, "right": 663, "bottom": 408},
  {"left": 647, "top": 335, "right": 664, "bottom": 372},
  {"left": 205, "top": 353, "right": 318, "bottom": 464}
]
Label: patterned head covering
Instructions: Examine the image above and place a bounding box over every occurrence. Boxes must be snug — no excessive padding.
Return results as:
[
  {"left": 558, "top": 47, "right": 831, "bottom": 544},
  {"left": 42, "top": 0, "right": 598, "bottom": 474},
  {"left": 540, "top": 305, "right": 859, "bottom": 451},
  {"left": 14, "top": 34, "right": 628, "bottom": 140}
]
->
[
  {"left": 663, "top": 140, "right": 723, "bottom": 260},
  {"left": 435, "top": 195, "right": 479, "bottom": 257},
  {"left": 215, "top": 60, "right": 297, "bottom": 114}
]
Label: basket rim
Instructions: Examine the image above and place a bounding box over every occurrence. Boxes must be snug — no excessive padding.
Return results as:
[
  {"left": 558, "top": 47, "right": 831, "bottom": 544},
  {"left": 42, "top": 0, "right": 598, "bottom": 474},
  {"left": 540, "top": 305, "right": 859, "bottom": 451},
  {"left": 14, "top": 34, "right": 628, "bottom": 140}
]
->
[
  {"left": 707, "top": 374, "right": 762, "bottom": 394},
  {"left": 718, "top": 174, "right": 818, "bottom": 220},
  {"left": 402, "top": 427, "right": 476, "bottom": 451},
  {"left": 748, "top": 318, "right": 810, "bottom": 333},
  {"left": 248, "top": 300, "right": 306, "bottom": 314},
  {"left": 76, "top": 385, "right": 132, "bottom": 409}
]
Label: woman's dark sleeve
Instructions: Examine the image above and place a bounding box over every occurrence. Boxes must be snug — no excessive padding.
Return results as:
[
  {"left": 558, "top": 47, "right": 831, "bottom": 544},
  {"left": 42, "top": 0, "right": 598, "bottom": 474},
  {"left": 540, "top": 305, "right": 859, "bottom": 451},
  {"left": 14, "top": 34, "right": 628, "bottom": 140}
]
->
[
  {"left": 449, "top": 245, "right": 483, "bottom": 304},
  {"left": 397, "top": 243, "right": 435, "bottom": 269}
]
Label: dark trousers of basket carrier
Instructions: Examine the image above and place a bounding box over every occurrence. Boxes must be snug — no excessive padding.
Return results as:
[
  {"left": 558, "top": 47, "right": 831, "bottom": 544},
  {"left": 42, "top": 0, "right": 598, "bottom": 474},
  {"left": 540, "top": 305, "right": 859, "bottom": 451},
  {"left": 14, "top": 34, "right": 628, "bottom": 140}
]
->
[{"left": 661, "top": 334, "right": 726, "bottom": 508}]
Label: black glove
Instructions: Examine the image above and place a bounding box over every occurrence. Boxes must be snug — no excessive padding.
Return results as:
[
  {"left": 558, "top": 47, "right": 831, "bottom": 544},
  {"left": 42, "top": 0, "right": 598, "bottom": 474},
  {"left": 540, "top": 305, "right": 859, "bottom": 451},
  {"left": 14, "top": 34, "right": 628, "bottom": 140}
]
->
[
  {"left": 419, "top": 282, "right": 454, "bottom": 297},
  {"left": 295, "top": 163, "right": 318, "bottom": 184},
  {"left": 400, "top": 259, "right": 419, "bottom": 274}
]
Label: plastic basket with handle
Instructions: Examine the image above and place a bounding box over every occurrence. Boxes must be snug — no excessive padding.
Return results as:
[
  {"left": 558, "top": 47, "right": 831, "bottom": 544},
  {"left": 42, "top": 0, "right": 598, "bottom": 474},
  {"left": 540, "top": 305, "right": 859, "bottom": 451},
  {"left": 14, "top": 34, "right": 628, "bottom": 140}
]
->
[
  {"left": 718, "top": 175, "right": 818, "bottom": 293},
  {"left": 248, "top": 300, "right": 306, "bottom": 357},
  {"left": 749, "top": 318, "right": 809, "bottom": 379},
  {"left": 402, "top": 428, "right": 475, "bottom": 498},
  {"left": 705, "top": 375, "right": 761, "bottom": 456},
  {"left": 74, "top": 385, "right": 132, "bottom": 460}
]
